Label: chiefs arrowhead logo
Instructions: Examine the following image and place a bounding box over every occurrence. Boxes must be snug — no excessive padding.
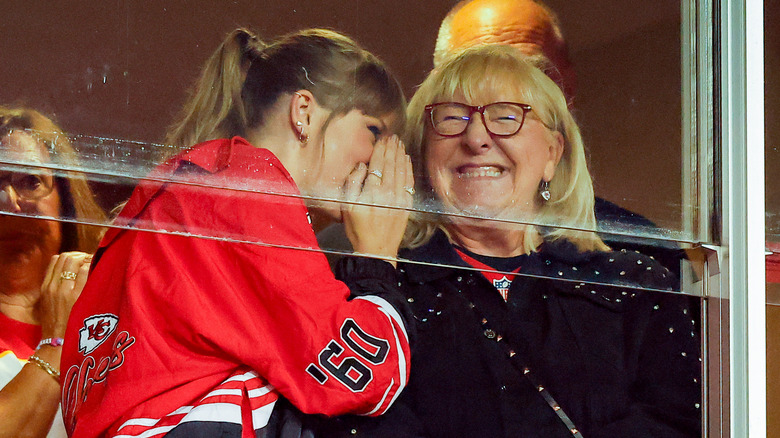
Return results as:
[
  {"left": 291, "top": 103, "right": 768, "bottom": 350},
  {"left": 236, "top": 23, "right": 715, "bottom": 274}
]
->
[{"left": 78, "top": 314, "right": 119, "bottom": 355}]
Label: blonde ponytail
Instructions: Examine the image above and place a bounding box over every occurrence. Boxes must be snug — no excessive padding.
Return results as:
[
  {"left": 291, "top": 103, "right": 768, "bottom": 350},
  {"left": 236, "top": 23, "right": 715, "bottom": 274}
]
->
[
  {"left": 165, "top": 27, "right": 405, "bottom": 156},
  {"left": 165, "top": 28, "right": 263, "bottom": 149}
]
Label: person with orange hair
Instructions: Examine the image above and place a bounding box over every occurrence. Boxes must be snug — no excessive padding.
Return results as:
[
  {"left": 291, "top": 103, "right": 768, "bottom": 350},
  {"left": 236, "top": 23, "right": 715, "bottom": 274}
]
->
[{"left": 434, "top": 0, "right": 576, "bottom": 105}]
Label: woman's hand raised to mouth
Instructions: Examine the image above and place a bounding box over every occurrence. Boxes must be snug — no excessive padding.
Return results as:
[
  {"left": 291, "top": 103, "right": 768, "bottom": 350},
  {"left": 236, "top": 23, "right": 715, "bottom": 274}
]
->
[{"left": 342, "top": 135, "right": 414, "bottom": 266}]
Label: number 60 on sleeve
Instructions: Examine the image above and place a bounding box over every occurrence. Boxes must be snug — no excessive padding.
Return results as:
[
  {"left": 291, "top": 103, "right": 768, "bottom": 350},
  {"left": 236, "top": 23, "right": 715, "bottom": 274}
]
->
[{"left": 306, "top": 319, "right": 391, "bottom": 392}]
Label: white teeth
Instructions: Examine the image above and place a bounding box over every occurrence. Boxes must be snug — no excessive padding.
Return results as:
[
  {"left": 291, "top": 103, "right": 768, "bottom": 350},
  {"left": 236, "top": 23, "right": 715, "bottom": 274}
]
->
[{"left": 458, "top": 167, "right": 503, "bottom": 178}]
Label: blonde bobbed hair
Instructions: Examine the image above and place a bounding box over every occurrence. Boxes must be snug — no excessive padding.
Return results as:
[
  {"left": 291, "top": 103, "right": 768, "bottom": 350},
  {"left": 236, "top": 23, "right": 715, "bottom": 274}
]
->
[{"left": 403, "top": 44, "right": 608, "bottom": 254}]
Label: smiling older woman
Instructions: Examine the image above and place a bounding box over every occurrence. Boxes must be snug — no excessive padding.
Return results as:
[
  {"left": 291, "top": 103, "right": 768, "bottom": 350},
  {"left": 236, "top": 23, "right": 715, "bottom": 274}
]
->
[{"left": 318, "top": 44, "right": 701, "bottom": 438}]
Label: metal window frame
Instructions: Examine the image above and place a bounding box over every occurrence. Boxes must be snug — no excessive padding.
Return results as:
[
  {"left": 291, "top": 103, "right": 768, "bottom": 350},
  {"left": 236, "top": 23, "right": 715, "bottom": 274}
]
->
[
  {"left": 711, "top": 0, "right": 766, "bottom": 436},
  {"left": 684, "top": 0, "right": 765, "bottom": 436}
]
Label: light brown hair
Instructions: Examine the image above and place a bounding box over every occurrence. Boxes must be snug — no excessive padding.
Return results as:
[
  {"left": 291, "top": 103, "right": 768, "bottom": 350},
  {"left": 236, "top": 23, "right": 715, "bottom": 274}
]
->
[
  {"left": 0, "top": 107, "right": 107, "bottom": 252},
  {"left": 165, "top": 28, "right": 406, "bottom": 150}
]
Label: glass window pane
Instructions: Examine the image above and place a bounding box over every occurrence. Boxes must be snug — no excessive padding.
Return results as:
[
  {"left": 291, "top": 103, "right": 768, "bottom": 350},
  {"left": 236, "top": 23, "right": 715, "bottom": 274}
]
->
[{"left": 0, "top": 1, "right": 712, "bottom": 436}]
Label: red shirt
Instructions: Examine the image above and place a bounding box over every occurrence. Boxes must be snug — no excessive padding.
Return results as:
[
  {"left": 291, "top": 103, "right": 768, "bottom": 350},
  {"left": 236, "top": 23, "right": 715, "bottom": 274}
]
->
[
  {"left": 0, "top": 311, "right": 40, "bottom": 360},
  {"left": 455, "top": 248, "right": 522, "bottom": 301},
  {"left": 61, "top": 137, "right": 410, "bottom": 438}
]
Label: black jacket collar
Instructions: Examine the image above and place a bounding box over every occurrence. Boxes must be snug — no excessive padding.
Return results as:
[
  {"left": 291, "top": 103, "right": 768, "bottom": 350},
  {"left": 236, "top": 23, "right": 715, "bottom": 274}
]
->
[{"left": 399, "top": 229, "right": 597, "bottom": 284}]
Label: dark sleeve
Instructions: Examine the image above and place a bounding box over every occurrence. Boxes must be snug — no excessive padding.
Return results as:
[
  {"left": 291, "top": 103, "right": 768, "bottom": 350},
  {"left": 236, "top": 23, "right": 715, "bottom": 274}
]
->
[
  {"left": 311, "top": 392, "right": 428, "bottom": 438},
  {"left": 335, "top": 256, "right": 417, "bottom": 347}
]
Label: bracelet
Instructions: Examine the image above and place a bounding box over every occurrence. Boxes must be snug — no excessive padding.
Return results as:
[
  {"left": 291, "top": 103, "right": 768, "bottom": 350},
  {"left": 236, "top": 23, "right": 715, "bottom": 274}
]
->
[
  {"left": 36, "top": 337, "right": 64, "bottom": 350},
  {"left": 27, "top": 354, "right": 60, "bottom": 383}
]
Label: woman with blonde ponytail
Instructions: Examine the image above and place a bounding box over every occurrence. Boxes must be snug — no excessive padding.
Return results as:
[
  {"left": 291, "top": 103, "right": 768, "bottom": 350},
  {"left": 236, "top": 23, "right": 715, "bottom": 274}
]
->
[{"left": 61, "top": 28, "right": 414, "bottom": 438}]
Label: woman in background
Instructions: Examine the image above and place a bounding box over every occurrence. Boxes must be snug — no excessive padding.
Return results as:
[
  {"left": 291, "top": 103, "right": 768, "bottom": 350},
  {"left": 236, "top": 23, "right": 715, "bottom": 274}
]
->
[{"left": 0, "top": 107, "right": 105, "bottom": 438}]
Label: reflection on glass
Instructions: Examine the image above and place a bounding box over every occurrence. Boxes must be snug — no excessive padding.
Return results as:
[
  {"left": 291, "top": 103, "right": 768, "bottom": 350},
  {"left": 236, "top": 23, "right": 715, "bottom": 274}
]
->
[
  {"left": 0, "top": 1, "right": 705, "bottom": 436},
  {"left": 0, "top": 126, "right": 702, "bottom": 295}
]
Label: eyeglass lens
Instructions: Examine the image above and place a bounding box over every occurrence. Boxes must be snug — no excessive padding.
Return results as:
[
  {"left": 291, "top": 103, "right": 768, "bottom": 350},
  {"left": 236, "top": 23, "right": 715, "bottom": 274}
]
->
[
  {"left": 0, "top": 169, "right": 55, "bottom": 200},
  {"left": 430, "top": 103, "right": 527, "bottom": 136}
]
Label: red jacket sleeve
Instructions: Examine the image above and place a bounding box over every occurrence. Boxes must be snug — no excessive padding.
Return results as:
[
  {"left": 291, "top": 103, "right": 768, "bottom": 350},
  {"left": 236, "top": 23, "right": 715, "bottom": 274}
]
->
[{"left": 148, "top": 165, "right": 411, "bottom": 417}]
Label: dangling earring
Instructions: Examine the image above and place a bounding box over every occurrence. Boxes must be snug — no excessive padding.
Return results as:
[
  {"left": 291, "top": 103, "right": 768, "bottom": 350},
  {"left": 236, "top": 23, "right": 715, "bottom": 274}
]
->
[
  {"left": 296, "top": 121, "right": 308, "bottom": 144},
  {"left": 539, "top": 180, "right": 551, "bottom": 201}
]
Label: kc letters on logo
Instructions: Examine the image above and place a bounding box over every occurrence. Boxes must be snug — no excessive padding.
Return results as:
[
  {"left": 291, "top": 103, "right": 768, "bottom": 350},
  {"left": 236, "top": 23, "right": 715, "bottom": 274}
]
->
[{"left": 78, "top": 314, "right": 119, "bottom": 354}]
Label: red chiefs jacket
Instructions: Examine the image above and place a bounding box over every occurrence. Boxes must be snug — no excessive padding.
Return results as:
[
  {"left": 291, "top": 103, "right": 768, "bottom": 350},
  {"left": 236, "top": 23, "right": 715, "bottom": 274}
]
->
[{"left": 60, "top": 137, "right": 411, "bottom": 438}]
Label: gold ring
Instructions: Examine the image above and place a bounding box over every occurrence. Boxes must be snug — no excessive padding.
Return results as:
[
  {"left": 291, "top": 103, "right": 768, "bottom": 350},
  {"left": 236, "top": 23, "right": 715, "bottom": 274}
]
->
[
  {"left": 404, "top": 186, "right": 415, "bottom": 195},
  {"left": 369, "top": 169, "right": 383, "bottom": 180},
  {"left": 60, "top": 271, "right": 78, "bottom": 281}
]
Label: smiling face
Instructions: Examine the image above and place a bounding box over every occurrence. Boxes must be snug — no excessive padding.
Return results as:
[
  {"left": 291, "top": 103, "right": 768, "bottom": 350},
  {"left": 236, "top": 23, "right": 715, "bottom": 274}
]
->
[{"left": 424, "top": 91, "right": 563, "bottom": 220}]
